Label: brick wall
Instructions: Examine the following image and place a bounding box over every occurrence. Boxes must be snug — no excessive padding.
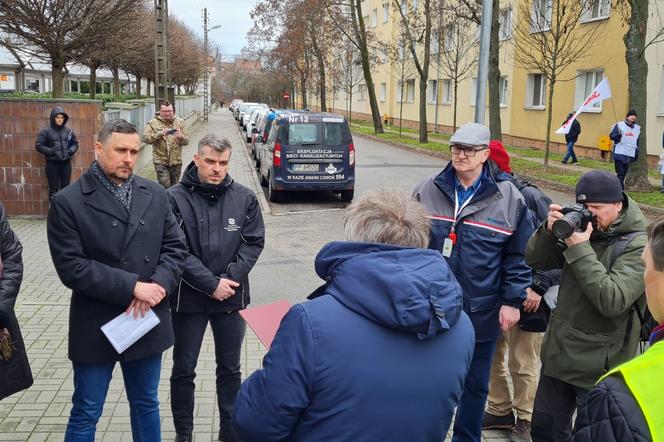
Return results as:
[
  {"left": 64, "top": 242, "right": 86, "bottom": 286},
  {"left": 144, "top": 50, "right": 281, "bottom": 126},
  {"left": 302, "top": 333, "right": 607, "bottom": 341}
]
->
[{"left": 0, "top": 98, "right": 102, "bottom": 217}]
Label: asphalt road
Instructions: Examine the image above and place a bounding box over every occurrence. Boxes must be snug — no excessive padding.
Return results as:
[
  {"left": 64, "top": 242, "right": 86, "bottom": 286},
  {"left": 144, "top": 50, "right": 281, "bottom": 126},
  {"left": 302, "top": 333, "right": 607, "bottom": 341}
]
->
[{"left": 240, "top": 118, "right": 576, "bottom": 307}]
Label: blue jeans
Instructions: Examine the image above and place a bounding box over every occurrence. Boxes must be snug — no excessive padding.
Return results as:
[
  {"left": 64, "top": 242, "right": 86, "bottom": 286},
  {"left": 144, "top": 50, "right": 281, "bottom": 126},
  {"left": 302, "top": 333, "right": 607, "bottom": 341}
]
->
[
  {"left": 453, "top": 339, "right": 498, "bottom": 442},
  {"left": 562, "top": 141, "right": 577, "bottom": 163},
  {"left": 170, "top": 311, "right": 246, "bottom": 440},
  {"left": 65, "top": 354, "right": 162, "bottom": 442}
]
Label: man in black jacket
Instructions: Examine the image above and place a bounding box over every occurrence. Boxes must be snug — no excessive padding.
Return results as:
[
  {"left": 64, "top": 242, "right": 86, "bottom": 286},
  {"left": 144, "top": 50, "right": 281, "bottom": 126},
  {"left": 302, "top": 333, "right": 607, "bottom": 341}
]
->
[
  {"left": 562, "top": 113, "right": 581, "bottom": 164},
  {"left": 47, "top": 119, "right": 188, "bottom": 440},
  {"left": 167, "top": 134, "right": 265, "bottom": 442},
  {"left": 35, "top": 106, "right": 79, "bottom": 201}
]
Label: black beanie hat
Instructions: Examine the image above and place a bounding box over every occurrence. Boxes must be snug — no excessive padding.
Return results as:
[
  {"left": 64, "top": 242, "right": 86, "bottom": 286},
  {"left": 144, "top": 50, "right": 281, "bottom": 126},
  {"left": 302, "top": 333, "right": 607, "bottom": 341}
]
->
[
  {"left": 576, "top": 170, "right": 624, "bottom": 204},
  {"left": 626, "top": 109, "right": 637, "bottom": 118}
]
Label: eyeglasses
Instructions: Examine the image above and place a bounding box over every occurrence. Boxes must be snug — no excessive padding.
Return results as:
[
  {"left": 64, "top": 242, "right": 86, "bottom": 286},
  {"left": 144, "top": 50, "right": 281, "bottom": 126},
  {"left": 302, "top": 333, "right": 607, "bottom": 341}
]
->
[{"left": 450, "top": 145, "right": 487, "bottom": 157}]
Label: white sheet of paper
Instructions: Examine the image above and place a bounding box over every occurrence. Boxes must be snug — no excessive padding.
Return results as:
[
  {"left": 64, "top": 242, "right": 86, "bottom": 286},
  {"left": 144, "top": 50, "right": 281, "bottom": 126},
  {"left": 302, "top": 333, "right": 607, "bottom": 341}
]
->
[{"left": 101, "top": 309, "right": 160, "bottom": 354}]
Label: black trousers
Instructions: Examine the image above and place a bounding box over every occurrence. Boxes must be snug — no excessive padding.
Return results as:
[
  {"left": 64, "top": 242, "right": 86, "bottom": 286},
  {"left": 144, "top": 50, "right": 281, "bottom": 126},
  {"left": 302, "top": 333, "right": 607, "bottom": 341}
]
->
[
  {"left": 614, "top": 160, "right": 630, "bottom": 190},
  {"left": 531, "top": 373, "right": 589, "bottom": 442},
  {"left": 170, "top": 311, "right": 245, "bottom": 440},
  {"left": 45, "top": 160, "right": 72, "bottom": 200}
]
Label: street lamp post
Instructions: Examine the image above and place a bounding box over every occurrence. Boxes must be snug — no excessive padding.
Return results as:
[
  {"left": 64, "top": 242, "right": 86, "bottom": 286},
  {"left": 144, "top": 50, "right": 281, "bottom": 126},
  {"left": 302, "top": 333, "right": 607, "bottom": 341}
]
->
[
  {"left": 474, "top": 0, "right": 493, "bottom": 125},
  {"left": 203, "top": 7, "right": 221, "bottom": 122}
]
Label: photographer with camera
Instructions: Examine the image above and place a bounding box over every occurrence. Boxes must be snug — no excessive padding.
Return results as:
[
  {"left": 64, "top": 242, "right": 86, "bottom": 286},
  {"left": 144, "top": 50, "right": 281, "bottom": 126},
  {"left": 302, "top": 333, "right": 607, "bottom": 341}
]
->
[
  {"left": 144, "top": 100, "right": 190, "bottom": 188},
  {"left": 526, "top": 170, "right": 647, "bottom": 442}
]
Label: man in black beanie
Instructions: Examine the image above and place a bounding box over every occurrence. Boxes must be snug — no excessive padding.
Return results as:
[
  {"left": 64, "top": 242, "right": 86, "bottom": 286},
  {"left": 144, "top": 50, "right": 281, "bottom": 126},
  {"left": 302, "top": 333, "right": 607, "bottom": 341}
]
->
[
  {"left": 525, "top": 170, "right": 648, "bottom": 442},
  {"left": 610, "top": 110, "right": 640, "bottom": 189}
]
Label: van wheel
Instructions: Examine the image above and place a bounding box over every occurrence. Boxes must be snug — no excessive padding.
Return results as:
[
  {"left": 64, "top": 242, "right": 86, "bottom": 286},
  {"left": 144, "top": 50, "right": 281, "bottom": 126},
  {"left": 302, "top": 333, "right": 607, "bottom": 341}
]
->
[
  {"left": 268, "top": 178, "right": 283, "bottom": 202},
  {"left": 340, "top": 190, "right": 354, "bottom": 202}
]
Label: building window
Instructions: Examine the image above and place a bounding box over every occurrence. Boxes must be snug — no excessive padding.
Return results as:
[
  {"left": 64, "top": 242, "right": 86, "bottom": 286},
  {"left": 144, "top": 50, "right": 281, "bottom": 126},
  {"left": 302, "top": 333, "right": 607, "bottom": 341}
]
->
[
  {"left": 575, "top": 69, "right": 604, "bottom": 111},
  {"left": 358, "top": 83, "right": 367, "bottom": 101},
  {"left": 370, "top": 8, "right": 377, "bottom": 27},
  {"left": 380, "top": 82, "right": 387, "bottom": 102},
  {"left": 383, "top": 3, "right": 389, "bottom": 23},
  {"left": 583, "top": 0, "right": 610, "bottom": 21},
  {"left": 397, "top": 81, "right": 403, "bottom": 102},
  {"left": 443, "top": 24, "right": 456, "bottom": 52},
  {"left": 69, "top": 80, "right": 79, "bottom": 93},
  {"left": 499, "top": 7, "right": 513, "bottom": 40},
  {"left": 25, "top": 78, "right": 40, "bottom": 92},
  {"left": 430, "top": 35, "right": 440, "bottom": 55},
  {"left": 401, "top": 0, "right": 408, "bottom": 15},
  {"left": 526, "top": 73, "right": 546, "bottom": 108},
  {"left": 428, "top": 79, "right": 438, "bottom": 104},
  {"left": 499, "top": 76, "right": 508, "bottom": 106},
  {"left": 531, "top": 0, "right": 552, "bottom": 32},
  {"left": 406, "top": 79, "right": 415, "bottom": 102},
  {"left": 442, "top": 79, "right": 453, "bottom": 104}
]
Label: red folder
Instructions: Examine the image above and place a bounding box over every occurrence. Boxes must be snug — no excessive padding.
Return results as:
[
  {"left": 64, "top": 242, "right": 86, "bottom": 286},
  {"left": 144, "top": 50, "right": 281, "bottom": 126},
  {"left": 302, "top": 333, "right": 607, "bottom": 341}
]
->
[{"left": 239, "top": 300, "right": 291, "bottom": 349}]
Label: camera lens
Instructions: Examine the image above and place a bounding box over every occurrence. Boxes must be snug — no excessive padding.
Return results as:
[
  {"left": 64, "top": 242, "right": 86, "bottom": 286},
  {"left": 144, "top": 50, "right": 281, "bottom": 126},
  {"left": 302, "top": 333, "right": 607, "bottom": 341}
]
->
[{"left": 552, "top": 211, "right": 584, "bottom": 239}]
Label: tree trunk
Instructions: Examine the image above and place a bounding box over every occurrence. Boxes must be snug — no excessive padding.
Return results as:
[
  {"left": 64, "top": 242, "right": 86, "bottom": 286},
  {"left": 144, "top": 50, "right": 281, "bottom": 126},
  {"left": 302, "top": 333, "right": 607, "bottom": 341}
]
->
[
  {"left": 88, "top": 63, "right": 99, "bottom": 99},
  {"left": 419, "top": 77, "right": 428, "bottom": 142},
  {"left": 399, "top": 81, "right": 404, "bottom": 137},
  {"left": 136, "top": 76, "right": 142, "bottom": 98},
  {"left": 624, "top": 0, "right": 652, "bottom": 191},
  {"left": 544, "top": 78, "right": 556, "bottom": 172},
  {"left": 453, "top": 79, "right": 459, "bottom": 132},
  {"left": 352, "top": 0, "right": 384, "bottom": 133},
  {"left": 50, "top": 55, "right": 66, "bottom": 98},
  {"left": 310, "top": 29, "right": 327, "bottom": 112},
  {"left": 112, "top": 68, "right": 120, "bottom": 99},
  {"left": 300, "top": 71, "right": 308, "bottom": 108},
  {"left": 488, "top": 0, "right": 503, "bottom": 140}
]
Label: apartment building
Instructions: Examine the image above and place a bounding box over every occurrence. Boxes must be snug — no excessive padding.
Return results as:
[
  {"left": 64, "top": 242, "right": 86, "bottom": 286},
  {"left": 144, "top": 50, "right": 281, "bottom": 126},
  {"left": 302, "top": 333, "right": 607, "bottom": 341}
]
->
[{"left": 304, "top": 0, "right": 664, "bottom": 163}]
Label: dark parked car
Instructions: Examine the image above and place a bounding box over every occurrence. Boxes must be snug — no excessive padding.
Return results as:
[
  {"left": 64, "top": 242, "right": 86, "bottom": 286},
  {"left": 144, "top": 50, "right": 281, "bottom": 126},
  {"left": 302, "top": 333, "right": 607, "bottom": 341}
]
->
[{"left": 259, "top": 111, "right": 355, "bottom": 203}]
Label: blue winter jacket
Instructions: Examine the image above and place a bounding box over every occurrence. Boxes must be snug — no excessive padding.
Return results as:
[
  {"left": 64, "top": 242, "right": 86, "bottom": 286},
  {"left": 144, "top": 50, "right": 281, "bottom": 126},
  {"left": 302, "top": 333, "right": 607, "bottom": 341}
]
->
[
  {"left": 232, "top": 241, "right": 475, "bottom": 441},
  {"left": 414, "top": 162, "right": 535, "bottom": 342}
]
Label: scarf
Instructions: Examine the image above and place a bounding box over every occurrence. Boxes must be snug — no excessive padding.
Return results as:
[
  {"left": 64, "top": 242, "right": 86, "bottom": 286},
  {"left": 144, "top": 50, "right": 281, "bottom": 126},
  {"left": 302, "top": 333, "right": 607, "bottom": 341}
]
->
[{"left": 91, "top": 161, "right": 134, "bottom": 212}]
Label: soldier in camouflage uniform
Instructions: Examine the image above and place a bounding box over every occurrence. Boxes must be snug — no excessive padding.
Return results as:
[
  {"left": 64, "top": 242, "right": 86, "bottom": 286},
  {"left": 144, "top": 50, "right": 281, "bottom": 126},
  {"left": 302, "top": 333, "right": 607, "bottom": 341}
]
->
[{"left": 144, "top": 100, "right": 190, "bottom": 188}]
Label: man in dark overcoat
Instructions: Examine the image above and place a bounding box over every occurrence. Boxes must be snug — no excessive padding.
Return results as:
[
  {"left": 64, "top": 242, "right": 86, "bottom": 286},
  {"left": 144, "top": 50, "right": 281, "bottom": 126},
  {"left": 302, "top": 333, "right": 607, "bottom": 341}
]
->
[{"left": 47, "top": 119, "right": 187, "bottom": 441}]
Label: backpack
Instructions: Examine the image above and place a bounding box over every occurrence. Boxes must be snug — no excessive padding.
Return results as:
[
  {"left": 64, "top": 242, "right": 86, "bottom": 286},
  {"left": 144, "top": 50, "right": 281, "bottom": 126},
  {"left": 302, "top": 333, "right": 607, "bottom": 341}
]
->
[{"left": 609, "top": 232, "right": 656, "bottom": 352}]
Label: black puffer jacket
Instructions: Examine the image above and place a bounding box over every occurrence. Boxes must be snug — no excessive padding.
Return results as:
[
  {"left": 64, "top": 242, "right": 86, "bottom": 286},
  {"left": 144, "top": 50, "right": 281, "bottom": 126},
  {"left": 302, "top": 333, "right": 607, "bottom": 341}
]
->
[
  {"left": 0, "top": 203, "right": 23, "bottom": 330},
  {"left": 167, "top": 162, "right": 265, "bottom": 313},
  {"left": 35, "top": 107, "right": 79, "bottom": 162},
  {"left": 573, "top": 374, "right": 651, "bottom": 441}
]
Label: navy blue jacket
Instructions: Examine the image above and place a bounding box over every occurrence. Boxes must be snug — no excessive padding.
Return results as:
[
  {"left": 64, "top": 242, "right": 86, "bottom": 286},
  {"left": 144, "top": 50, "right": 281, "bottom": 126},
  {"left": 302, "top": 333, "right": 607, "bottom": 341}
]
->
[
  {"left": 233, "top": 241, "right": 475, "bottom": 441},
  {"left": 414, "top": 162, "right": 535, "bottom": 342}
]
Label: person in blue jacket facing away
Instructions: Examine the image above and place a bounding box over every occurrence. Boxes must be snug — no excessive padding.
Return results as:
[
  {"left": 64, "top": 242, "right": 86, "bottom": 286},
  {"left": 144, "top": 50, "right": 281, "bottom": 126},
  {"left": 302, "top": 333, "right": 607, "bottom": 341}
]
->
[{"left": 233, "top": 189, "right": 475, "bottom": 442}]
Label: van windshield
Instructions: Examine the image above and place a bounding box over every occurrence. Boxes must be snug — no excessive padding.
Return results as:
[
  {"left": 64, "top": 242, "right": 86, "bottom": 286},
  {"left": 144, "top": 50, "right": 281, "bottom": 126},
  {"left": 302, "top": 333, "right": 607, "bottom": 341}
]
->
[{"left": 288, "top": 123, "right": 347, "bottom": 145}]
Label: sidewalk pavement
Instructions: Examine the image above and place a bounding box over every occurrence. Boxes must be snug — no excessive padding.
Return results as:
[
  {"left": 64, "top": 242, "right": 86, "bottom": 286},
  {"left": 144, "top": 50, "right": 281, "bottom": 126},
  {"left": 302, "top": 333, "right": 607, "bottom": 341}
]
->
[{"left": 1, "top": 110, "right": 511, "bottom": 442}]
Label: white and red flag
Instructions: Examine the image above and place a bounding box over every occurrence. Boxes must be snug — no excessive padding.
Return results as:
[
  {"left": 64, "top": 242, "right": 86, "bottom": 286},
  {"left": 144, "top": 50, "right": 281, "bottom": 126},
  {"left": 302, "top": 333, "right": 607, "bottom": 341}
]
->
[{"left": 556, "top": 77, "right": 612, "bottom": 134}]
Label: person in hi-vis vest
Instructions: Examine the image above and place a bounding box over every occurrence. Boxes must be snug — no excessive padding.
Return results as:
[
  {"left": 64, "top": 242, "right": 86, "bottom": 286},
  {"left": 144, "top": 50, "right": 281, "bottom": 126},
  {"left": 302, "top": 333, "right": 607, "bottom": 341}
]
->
[
  {"left": 610, "top": 109, "right": 641, "bottom": 190},
  {"left": 573, "top": 217, "right": 664, "bottom": 442}
]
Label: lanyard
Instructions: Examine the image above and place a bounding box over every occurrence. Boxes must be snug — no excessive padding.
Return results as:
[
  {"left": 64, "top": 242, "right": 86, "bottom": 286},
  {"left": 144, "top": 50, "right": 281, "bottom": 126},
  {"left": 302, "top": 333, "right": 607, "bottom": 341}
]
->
[{"left": 449, "top": 184, "right": 479, "bottom": 244}]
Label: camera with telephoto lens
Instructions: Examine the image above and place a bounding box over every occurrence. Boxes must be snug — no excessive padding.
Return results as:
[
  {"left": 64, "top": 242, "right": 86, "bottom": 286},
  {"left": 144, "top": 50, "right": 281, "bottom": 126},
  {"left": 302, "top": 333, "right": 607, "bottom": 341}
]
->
[{"left": 552, "top": 204, "right": 594, "bottom": 240}]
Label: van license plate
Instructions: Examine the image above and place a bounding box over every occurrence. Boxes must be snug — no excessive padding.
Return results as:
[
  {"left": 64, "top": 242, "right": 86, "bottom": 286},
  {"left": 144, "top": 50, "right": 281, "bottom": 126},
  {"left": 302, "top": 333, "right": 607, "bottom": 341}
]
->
[{"left": 292, "top": 164, "right": 319, "bottom": 172}]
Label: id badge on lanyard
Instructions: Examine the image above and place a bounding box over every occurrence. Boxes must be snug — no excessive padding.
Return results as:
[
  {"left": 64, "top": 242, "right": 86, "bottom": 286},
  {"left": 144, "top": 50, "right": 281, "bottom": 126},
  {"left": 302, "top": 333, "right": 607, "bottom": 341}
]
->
[{"left": 442, "top": 186, "right": 478, "bottom": 258}]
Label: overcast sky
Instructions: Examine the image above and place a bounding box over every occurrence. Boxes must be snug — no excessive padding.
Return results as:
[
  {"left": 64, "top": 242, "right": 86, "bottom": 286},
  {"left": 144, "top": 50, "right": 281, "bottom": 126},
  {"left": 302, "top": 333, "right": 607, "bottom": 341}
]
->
[{"left": 168, "top": 0, "right": 259, "bottom": 58}]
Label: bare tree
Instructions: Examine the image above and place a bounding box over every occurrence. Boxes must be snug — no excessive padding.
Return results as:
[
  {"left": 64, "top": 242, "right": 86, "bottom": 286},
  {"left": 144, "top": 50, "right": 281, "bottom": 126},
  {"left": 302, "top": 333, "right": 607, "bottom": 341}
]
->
[
  {"left": 514, "top": 0, "right": 604, "bottom": 170},
  {"left": 324, "top": 0, "right": 384, "bottom": 133},
  {"left": 432, "top": 15, "right": 478, "bottom": 132},
  {"left": 393, "top": 0, "right": 432, "bottom": 142},
  {"left": 336, "top": 39, "right": 365, "bottom": 120},
  {"left": 387, "top": 34, "right": 418, "bottom": 136},
  {"left": 616, "top": 0, "right": 664, "bottom": 191},
  {"left": 0, "top": 0, "right": 143, "bottom": 97}
]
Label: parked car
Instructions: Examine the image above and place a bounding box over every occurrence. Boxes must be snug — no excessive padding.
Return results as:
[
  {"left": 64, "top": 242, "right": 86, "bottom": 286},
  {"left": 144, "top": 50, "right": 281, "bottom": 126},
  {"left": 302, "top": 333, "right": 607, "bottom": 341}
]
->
[
  {"left": 259, "top": 111, "right": 355, "bottom": 203},
  {"left": 230, "top": 98, "right": 243, "bottom": 114},
  {"left": 241, "top": 104, "right": 267, "bottom": 129},
  {"left": 253, "top": 109, "right": 287, "bottom": 167},
  {"left": 236, "top": 102, "right": 257, "bottom": 121},
  {"left": 246, "top": 108, "right": 268, "bottom": 142}
]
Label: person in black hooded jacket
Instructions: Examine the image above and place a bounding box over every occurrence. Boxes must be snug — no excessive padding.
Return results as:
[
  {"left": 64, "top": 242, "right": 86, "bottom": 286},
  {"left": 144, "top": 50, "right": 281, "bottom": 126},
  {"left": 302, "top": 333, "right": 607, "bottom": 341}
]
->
[
  {"left": 167, "top": 133, "right": 265, "bottom": 442},
  {"left": 35, "top": 107, "right": 79, "bottom": 201}
]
